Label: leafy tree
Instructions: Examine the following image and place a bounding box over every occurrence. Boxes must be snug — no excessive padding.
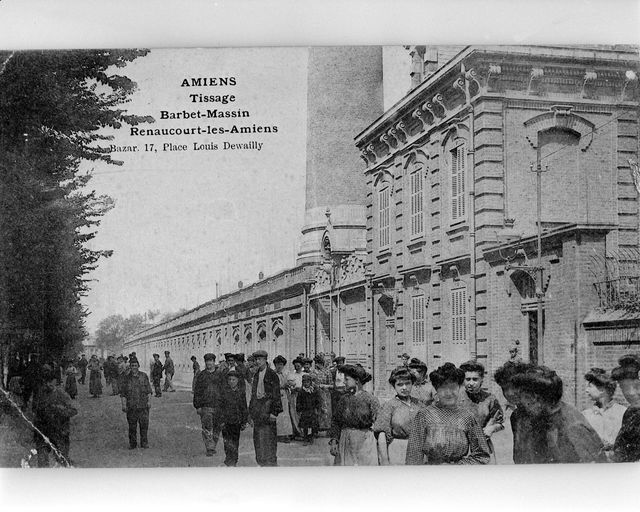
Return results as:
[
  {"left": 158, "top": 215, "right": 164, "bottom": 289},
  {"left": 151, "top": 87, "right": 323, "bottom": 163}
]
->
[
  {"left": 0, "top": 49, "right": 152, "bottom": 372},
  {"left": 95, "top": 313, "right": 147, "bottom": 353}
]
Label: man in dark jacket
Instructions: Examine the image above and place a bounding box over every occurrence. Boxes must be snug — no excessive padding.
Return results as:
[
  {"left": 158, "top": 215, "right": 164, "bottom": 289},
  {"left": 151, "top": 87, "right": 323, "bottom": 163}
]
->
[
  {"left": 150, "top": 353, "right": 164, "bottom": 397},
  {"left": 77, "top": 354, "right": 88, "bottom": 385},
  {"left": 249, "top": 349, "right": 282, "bottom": 466},
  {"left": 511, "top": 366, "right": 606, "bottom": 463},
  {"left": 33, "top": 365, "right": 78, "bottom": 466},
  {"left": 22, "top": 354, "right": 43, "bottom": 410},
  {"left": 163, "top": 350, "right": 175, "bottom": 392},
  {"left": 217, "top": 370, "right": 249, "bottom": 466},
  {"left": 119, "top": 357, "right": 152, "bottom": 449},
  {"left": 193, "top": 353, "right": 223, "bottom": 456}
]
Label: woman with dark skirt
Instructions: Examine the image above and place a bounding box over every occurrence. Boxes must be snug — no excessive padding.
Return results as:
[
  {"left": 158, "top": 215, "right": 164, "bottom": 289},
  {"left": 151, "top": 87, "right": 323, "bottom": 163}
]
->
[
  {"left": 611, "top": 354, "right": 640, "bottom": 462},
  {"left": 64, "top": 361, "right": 78, "bottom": 399},
  {"left": 329, "top": 364, "right": 379, "bottom": 466},
  {"left": 406, "top": 362, "right": 490, "bottom": 465},
  {"left": 297, "top": 374, "right": 320, "bottom": 445},
  {"left": 374, "top": 367, "right": 425, "bottom": 465},
  {"left": 87, "top": 354, "right": 103, "bottom": 398}
]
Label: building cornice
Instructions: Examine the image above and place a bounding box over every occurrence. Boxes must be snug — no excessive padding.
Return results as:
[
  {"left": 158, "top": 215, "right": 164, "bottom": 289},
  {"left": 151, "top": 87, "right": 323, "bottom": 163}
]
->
[{"left": 356, "top": 45, "right": 639, "bottom": 172}]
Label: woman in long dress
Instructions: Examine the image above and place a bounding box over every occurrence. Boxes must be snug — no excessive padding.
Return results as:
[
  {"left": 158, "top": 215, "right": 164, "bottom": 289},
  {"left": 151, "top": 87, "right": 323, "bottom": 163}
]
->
[
  {"left": 288, "top": 357, "right": 304, "bottom": 439},
  {"left": 87, "top": 355, "right": 102, "bottom": 398},
  {"left": 405, "top": 362, "right": 490, "bottom": 465},
  {"left": 64, "top": 362, "right": 78, "bottom": 399},
  {"left": 374, "top": 367, "right": 425, "bottom": 465},
  {"left": 273, "top": 355, "right": 294, "bottom": 441},
  {"left": 329, "top": 364, "right": 379, "bottom": 466}
]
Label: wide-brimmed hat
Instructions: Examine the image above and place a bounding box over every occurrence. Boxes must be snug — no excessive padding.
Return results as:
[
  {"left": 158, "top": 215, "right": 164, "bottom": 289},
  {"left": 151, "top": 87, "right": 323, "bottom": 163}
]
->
[{"left": 339, "top": 364, "right": 372, "bottom": 384}]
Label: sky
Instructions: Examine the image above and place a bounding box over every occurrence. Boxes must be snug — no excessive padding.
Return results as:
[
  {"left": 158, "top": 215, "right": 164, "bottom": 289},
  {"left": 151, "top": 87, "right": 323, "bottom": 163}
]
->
[{"left": 81, "top": 46, "right": 410, "bottom": 333}]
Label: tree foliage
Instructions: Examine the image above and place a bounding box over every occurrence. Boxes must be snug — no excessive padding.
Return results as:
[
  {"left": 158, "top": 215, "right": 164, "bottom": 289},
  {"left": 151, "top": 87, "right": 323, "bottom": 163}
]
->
[
  {"left": 95, "top": 313, "right": 147, "bottom": 353},
  {"left": 0, "top": 49, "right": 151, "bottom": 361}
]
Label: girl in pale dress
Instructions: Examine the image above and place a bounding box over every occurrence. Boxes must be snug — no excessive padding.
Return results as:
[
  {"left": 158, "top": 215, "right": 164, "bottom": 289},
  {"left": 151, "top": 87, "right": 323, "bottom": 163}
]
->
[
  {"left": 273, "top": 355, "right": 294, "bottom": 442},
  {"left": 374, "top": 367, "right": 425, "bottom": 464},
  {"left": 288, "top": 357, "right": 304, "bottom": 439}
]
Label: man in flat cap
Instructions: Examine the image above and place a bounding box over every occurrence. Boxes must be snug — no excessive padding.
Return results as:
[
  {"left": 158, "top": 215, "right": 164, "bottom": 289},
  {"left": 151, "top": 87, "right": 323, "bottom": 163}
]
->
[
  {"left": 249, "top": 349, "right": 282, "bottom": 466},
  {"left": 163, "top": 350, "right": 175, "bottom": 392},
  {"left": 193, "top": 353, "right": 223, "bottom": 456},
  {"left": 150, "top": 353, "right": 164, "bottom": 398},
  {"left": 119, "top": 357, "right": 152, "bottom": 449}
]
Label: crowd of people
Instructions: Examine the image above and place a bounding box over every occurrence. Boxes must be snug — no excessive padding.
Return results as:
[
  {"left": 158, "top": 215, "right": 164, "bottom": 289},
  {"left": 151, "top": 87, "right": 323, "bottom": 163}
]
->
[{"left": 3, "top": 346, "right": 640, "bottom": 467}]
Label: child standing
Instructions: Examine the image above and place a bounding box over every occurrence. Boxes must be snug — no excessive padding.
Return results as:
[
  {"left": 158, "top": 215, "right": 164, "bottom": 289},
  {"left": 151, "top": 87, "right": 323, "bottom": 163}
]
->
[
  {"left": 216, "top": 370, "right": 248, "bottom": 466},
  {"left": 297, "top": 374, "right": 320, "bottom": 445}
]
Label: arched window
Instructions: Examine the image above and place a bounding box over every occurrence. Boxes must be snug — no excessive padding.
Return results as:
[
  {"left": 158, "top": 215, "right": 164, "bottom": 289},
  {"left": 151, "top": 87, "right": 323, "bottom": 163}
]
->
[{"left": 257, "top": 321, "right": 267, "bottom": 343}]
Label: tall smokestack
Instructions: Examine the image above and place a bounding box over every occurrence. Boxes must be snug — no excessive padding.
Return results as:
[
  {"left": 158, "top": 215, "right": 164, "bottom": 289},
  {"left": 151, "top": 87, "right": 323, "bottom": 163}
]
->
[{"left": 297, "top": 46, "right": 384, "bottom": 265}]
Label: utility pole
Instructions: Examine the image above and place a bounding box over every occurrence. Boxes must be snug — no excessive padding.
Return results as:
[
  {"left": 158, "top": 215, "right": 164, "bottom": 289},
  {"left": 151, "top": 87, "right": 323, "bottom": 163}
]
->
[{"left": 532, "top": 161, "right": 548, "bottom": 364}]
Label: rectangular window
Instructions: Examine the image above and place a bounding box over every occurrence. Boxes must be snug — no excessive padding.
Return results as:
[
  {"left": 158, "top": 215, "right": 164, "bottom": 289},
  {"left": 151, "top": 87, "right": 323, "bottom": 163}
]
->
[
  {"left": 451, "top": 143, "right": 466, "bottom": 222},
  {"left": 379, "top": 187, "right": 390, "bottom": 248},
  {"left": 412, "top": 295, "right": 426, "bottom": 345},
  {"left": 451, "top": 287, "right": 467, "bottom": 344},
  {"left": 410, "top": 171, "right": 424, "bottom": 237}
]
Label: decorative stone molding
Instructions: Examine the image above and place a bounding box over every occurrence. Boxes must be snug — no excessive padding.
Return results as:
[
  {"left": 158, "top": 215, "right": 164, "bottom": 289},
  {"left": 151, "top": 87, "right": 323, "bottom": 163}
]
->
[
  {"left": 527, "top": 67, "right": 545, "bottom": 95},
  {"left": 402, "top": 148, "right": 430, "bottom": 171},
  {"left": 373, "top": 165, "right": 395, "bottom": 194},
  {"left": 432, "top": 93, "right": 448, "bottom": 117},
  {"left": 422, "top": 101, "right": 438, "bottom": 121},
  {"left": 412, "top": 108, "right": 429, "bottom": 130},
  {"left": 395, "top": 121, "right": 409, "bottom": 142},
  {"left": 338, "top": 254, "right": 367, "bottom": 287},
  {"left": 387, "top": 127, "right": 400, "bottom": 146},
  {"left": 524, "top": 105, "right": 595, "bottom": 152},
  {"left": 580, "top": 71, "right": 598, "bottom": 98},
  {"left": 379, "top": 133, "right": 392, "bottom": 152},
  {"left": 271, "top": 317, "right": 284, "bottom": 336},
  {"left": 311, "top": 266, "right": 331, "bottom": 294},
  {"left": 441, "top": 121, "right": 469, "bottom": 148}
]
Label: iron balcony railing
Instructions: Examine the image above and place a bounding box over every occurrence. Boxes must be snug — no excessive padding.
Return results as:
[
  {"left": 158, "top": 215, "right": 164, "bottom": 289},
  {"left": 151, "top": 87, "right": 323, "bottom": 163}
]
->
[{"left": 593, "top": 276, "right": 640, "bottom": 309}]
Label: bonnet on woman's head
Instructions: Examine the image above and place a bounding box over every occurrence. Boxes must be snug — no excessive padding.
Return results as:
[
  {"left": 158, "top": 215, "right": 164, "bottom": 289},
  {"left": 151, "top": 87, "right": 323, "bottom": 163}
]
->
[{"left": 339, "top": 364, "right": 372, "bottom": 384}]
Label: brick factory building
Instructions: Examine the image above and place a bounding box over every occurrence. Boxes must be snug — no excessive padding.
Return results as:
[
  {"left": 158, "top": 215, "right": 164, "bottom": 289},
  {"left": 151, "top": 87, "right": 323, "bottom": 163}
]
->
[{"left": 125, "top": 46, "right": 639, "bottom": 407}]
